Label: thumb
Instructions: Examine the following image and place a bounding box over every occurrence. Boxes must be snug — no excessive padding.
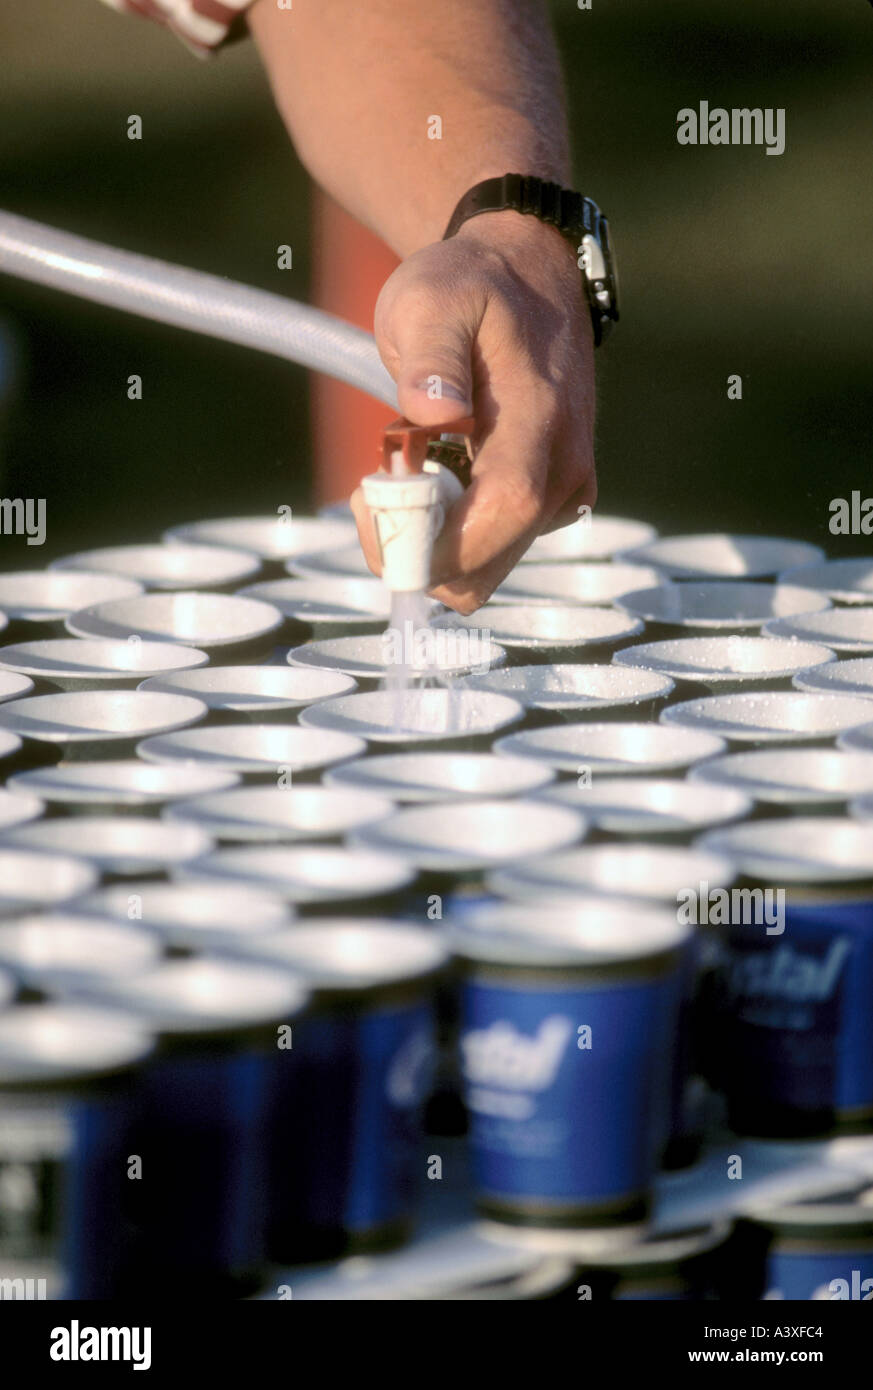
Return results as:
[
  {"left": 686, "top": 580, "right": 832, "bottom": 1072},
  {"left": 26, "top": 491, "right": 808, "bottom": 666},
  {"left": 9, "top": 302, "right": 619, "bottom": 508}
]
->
[{"left": 376, "top": 280, "right": 475, "bottom": 427}]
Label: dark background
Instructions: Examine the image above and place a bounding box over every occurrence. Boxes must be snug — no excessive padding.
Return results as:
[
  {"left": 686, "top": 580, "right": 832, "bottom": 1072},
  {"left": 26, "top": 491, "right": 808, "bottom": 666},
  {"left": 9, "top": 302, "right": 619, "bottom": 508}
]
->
[{"left": 0, "top": 0, "right": 870, "bottom": 564}]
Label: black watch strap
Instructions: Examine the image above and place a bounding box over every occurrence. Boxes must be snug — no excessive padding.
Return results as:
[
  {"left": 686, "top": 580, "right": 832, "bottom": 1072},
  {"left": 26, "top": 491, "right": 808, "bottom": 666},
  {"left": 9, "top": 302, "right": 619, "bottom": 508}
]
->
[{"left": 442, "top": 174, "right": 595, "bottom": 243}]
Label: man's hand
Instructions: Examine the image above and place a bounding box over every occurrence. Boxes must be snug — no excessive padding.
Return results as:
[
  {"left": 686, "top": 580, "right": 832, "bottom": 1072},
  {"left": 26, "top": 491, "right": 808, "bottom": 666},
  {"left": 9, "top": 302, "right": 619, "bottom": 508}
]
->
[
  {"left": 248, "top": 0, "right": 592, "bottom": 612},
  {"left": 351, "top": 212, "right": 596, "bottom": 614}
]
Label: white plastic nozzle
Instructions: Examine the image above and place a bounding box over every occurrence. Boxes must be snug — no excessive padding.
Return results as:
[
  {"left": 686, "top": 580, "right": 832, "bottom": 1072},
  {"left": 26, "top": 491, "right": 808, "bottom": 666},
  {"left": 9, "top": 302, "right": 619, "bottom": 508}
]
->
[{"left": 361, "top": 463, "right": 464, "bottom": 592}]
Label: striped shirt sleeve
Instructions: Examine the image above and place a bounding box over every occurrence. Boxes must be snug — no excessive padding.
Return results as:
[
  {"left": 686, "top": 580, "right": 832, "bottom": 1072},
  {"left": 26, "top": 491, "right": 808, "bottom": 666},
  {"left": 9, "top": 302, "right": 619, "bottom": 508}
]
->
[{"left": 97, "top": 0, "right": 256, "bottom": 59}]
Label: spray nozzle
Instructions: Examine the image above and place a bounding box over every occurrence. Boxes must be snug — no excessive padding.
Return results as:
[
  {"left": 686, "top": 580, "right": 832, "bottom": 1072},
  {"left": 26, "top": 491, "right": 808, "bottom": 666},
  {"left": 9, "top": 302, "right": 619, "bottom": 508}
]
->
[
  {"left": 361, "top": 416, "right": 475, "bottom": 592},
  {"left": 380, "top": 416, "right": 476, "bottom": 481}
]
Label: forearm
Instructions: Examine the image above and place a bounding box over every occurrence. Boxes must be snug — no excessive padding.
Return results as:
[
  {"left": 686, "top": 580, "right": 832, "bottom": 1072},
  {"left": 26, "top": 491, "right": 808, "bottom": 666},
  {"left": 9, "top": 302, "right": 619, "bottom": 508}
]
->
[{"left": 248, "top": 0, "right": 571, "bottom": 256}]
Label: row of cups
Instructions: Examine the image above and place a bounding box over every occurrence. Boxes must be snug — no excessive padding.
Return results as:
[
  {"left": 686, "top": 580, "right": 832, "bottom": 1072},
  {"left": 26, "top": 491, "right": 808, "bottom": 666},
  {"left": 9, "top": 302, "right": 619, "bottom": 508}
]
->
[
  {"left": 0, "top": 517, "right": 871, "bottom": 646},
  {"left": 3, "top": 587, "right": 873, "bottom": 673},
  {"left": 3, "top": 728, "right": 873, "bottom": 891},
  {"left": 0, "top": 903, "right": 691, "bottom": 1299},
  {"left": 3, "top": 862, "right": 873, "bottom": 1299},
  {"left": 2, "top": 684, "right": 873, "bottom": 780}
]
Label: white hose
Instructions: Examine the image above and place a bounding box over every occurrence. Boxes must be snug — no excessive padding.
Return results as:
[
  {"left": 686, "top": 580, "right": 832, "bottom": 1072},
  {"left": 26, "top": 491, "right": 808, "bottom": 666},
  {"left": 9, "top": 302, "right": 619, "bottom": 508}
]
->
[{"left": 0, "top": 210, "right": 397, "bottom": 407}]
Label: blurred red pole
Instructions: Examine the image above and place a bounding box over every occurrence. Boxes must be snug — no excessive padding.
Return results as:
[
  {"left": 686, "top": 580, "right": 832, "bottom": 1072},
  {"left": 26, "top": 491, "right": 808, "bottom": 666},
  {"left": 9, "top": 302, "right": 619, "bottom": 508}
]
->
[{"left": 309, "top": 188, "right": 400, "bottom": 506}]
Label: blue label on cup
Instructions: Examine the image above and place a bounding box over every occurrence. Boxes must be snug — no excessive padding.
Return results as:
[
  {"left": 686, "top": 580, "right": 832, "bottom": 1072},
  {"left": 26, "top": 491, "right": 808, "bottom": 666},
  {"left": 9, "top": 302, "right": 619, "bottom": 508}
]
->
[
  {"left": 721, "top": 899, "right": 873, "bottom": 1114},
  {"left": 459, "top": 970, "right": 681, "bottom": 1214}
]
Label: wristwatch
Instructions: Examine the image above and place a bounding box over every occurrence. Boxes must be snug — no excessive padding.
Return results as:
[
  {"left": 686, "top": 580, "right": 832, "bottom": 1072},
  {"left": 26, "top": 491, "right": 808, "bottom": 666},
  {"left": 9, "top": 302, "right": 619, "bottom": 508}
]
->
[{"left": 442, "top": 174, "right": 619, "bottom": 345}]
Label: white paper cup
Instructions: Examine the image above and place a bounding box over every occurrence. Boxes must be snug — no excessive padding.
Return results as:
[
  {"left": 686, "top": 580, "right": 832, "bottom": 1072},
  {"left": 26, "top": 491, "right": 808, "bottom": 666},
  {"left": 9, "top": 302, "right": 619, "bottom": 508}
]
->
[
  {"left": 324, "top": 752, "right": 555, "bottom": 803},
  {"left": 494, "top": 721, "right": 726, "bottom": 775},
  {"left": 540, "top": 776, "right": 753, "bottom": 838},
  {"left": 493, "top": 563, "right": 662, "bottom": 606},
  {"left": 236, "top": 576, "right": 391, "bottom": 634},
  {"left": 178, "top": 845, "right": 416, "bottom": 905},
  {"left": 0, "top": 571, "right": 143, "bottom": 625},
  {"left": 0, "top": 914, "right": 162, "bottom": 992},
  {"left": 6, "top": 761, "right": 240, "bottom": 812},
  {"left": 138, "top": 664, "right": 356, "bottom": 713},
  {"left": 285, "top": 545, "right": 372, "bottom": 580},
  {"left": 431, "top": 605, "right": 643, "bottom": 655},
  {"left": 793, "top": 657, "right": 873, "bottom": 698},
  {"left": 613, "top": 635, "right": 836, "bottom": 691},
  {"left": 0, "top": 848, "right": 97, "bottom": 917},
  {"left": 0, "top": 691, "right": 207, "bottom": 753},
  {"left": 487, "top": 842, "right": 734, "bottom": 907},
  {"left": 619, "top": 533, "right": 823, "bottom": 580},
  {"left": 764, "top": 608, "right": 873, "bottom": 654},
  {"left": 50, "top": 542, "right": 260, "bottom": 591},
  {"left": 0, "top": 816, "right": 213, "bottom": 878},
  {"left": 75, "top": 878, "right": 293, "bottom": 951},
  {"left": 458, "top": 663, "right": 674, "bottom": 714},
  {"left": 163, "top": 515, "right": 356, "bottom": 560},
  {"left": 298, "top": 689, "right": 523, "bottom": 746},
  {"left": 661, "top": 692, "right": 873, "bottom": 745},
  {"left": 288, "top": 631, "right": 505, "bottom": 680},
  {"left": 0, "top": 638, "right": 209, "bottom": 690},
  {"left": 163, "top": 785, "right": 394, "bottom": 843},
  {"left": 617, "top": 581, "right": 831, "bottom": 632},
  {"left": 65, "top": 591, "right": 284, "bottom": 650},
  {"left": 521, "top": 515, "right": 657, "bottom": 563},
  {"left": 689, "top": 747, "right": 873, "bottom": 810},
  {"left": 777, "top": 558, "right": 873, "bottom": 605},
  {"left": 350, "top": 797, "right": 586, "bottom": 873},
  {"left": 136, "top": 722, "right": 364, "bottom": 776},
  {"left": 698, "top": 815, "right": 873, "bottom": 884}
]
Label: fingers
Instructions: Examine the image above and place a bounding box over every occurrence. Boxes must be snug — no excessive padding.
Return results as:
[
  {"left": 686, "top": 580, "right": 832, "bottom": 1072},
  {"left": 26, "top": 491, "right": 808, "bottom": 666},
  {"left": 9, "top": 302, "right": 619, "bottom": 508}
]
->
[
  {"left": 430, "top": 422, "right": 547, "bottom": 576},
  {"left": 375, "top": 267, "right": 475, "bottom": 429}
]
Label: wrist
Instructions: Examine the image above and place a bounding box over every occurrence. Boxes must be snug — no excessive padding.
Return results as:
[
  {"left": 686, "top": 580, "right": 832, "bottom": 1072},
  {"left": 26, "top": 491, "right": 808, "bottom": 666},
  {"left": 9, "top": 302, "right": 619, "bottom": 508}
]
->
[{"left": 453, "top": 208, "right": 581, "bottom": 279}]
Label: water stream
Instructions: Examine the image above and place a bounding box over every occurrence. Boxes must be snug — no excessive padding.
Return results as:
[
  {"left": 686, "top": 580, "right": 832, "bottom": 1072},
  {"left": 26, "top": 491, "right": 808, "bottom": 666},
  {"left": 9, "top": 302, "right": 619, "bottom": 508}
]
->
[{"left": 381, "top": 590, "right": 466, "bottom": 737}]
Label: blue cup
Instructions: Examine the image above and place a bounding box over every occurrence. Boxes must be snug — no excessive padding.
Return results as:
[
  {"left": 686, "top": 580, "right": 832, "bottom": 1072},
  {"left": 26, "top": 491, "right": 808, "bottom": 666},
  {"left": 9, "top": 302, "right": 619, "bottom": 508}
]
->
[
  {"left": 0, "top": 1002, "right": 154, "bottom": 1300},
  {"left": 61, "top": 958, "right": 308, "bottom": 1295},
  {"left": 740, "top": 1186, "right": 873, "bottom": 1300},
  {"left": 222, "top": 919, "right": 448, "bottom": 1262},
  {"left": 700, "top": 817, "right": 873, "bottom": 1137},
  {"left": 451, "top": 901, "right": 690, "bottom": 1229}
]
